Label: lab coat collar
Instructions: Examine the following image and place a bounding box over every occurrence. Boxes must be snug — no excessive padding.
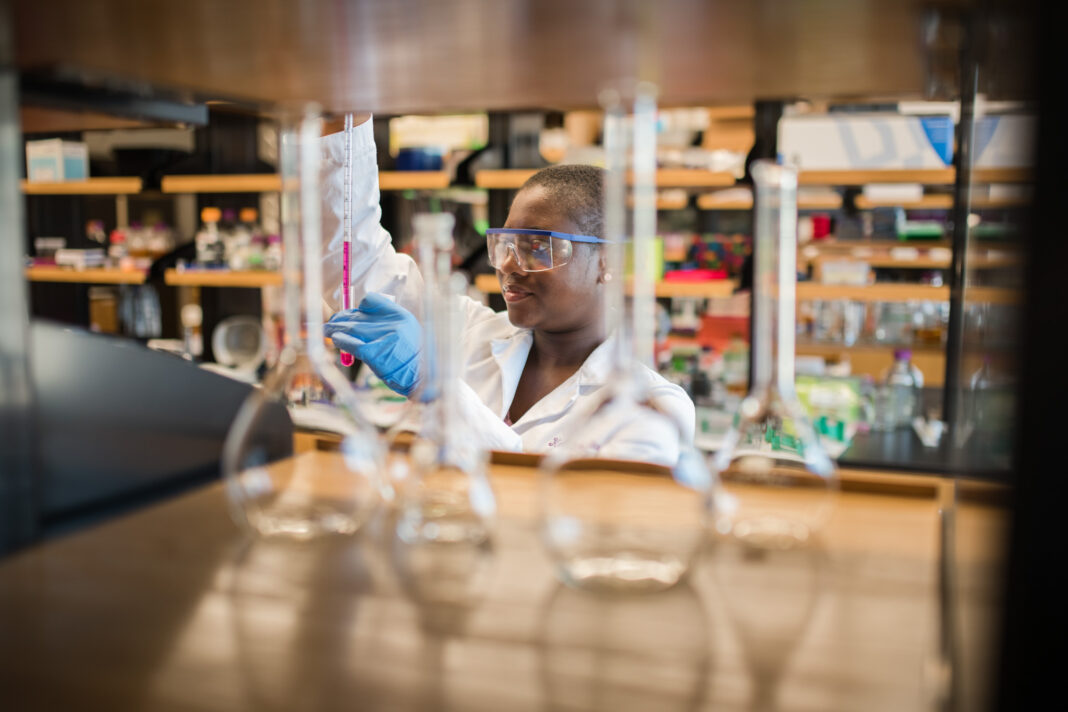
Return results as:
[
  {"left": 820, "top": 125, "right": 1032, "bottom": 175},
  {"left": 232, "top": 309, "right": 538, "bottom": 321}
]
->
[
  {"left": 490, "top": 330, "right": 533, "bottom": 419},
  {"left": 491, "top": 330, "right": 620, "bottom": 427}
]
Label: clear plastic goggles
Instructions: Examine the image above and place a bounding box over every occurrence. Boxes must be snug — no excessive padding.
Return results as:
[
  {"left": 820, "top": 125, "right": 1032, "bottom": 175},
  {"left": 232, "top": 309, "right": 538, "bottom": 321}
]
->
[{"left": 486, "top": 228, "right": 608, "bottom": 273}]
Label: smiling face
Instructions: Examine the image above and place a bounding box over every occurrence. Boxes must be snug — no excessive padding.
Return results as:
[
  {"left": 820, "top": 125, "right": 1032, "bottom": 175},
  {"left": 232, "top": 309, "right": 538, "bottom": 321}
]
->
[{"left": 497, "top": 186, "right": 606, "bottom": 334}]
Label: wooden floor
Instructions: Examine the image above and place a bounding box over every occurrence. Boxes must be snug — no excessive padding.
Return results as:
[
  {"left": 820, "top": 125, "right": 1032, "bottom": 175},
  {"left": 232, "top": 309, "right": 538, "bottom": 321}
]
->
[{"left": 0, "top": 453, "right": 1008, "bottom": 711}]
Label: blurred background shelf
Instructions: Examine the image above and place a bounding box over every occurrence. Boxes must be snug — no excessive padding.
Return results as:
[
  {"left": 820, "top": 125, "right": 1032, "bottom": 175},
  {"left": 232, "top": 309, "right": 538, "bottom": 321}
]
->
[
  {"left": 20, "top": 177, "right": 142, "bottom": 194},
  {"left": 163, "top": 269, "right": 283, "bottom": 287},
  {"left": 797, "top": 167, "right": 1030, "bottom": 185},
  {"left": 474, "top": 168, "right": 736, "bottom": 190},
  {"left": 473, "top": 273, "right": 737, "bottom": 299},
  {"left": 25, "top": 266, "right": 146, "bottom": 284},
  {"left": 160, "top": 172, "right": 449, "bottom": 193}
]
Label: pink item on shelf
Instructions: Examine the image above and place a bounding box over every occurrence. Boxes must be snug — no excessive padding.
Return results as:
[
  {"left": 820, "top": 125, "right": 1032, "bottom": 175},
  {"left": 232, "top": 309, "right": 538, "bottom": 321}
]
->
[{"left": 663, "top": 268, "right": 728, "bottom": 282}]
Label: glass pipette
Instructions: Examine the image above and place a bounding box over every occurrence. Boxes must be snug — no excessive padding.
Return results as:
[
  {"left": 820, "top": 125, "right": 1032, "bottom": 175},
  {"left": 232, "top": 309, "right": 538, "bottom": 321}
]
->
[{"left": 340, "top": 112, "right": 356, "bottom": 367}]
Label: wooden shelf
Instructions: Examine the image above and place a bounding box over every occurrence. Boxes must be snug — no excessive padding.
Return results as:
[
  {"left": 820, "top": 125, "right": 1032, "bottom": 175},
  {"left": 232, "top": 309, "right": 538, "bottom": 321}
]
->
[
  {"left": 810, "top": 253, "right": 1018, "bottom": 270},
  {"left": 797, "top": 282, "right": 949, "bottom": 303},
  {"left": 474, "top": 273, "right": 736, "bottom": 299},
  {"left": 20, "top": 177, "right": 143, "bottom": 195},
  {"left": 855, "top": 194, "right": 954, "bottom": 210},
  {"left": 161, "top": 171, "right": 449, "bottom": 193},
  {"left": 25, "top": 266, "right": 146, "bottom": 284},
  {"left": 696, "top": 192, "right": 843, "bottom": 211},
  {"left": 378, "top": 171, "right": 450, "bottom": 190},
  {"left": 798, "top": 167, "right": 1031, "bottom": 186},
  {"left": 160, "top": 174, "right": 282, "bottom": 193},
  {"left": 163, "top": 269, "right": 283, "bottom": 287},
  {"left": 474, "top": 168, "right": 735, "bottom": 190}
]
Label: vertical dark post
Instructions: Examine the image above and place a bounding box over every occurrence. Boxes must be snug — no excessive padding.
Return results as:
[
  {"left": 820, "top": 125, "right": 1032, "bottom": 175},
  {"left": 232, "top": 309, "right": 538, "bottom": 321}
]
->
[
  {"left": 0, "top": 0, "right": 39, "bottom": 554},
  {"left": 486, "top": 112, "right": 512, "bottom": 229},
  {"left": 746, "top": 100, "right": 784, "bottom": 389},
  {"left": 942, "top": 20, "right": 979, "bottom": 429},
  {"left": 995, "top": 1, "right": 1063, "bottom": 709}
]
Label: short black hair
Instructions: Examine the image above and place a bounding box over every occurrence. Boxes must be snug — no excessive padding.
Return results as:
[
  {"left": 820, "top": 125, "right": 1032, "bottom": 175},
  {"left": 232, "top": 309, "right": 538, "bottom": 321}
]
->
[{"left": 518, "top": 164, "right": 605, "bottom": 238}]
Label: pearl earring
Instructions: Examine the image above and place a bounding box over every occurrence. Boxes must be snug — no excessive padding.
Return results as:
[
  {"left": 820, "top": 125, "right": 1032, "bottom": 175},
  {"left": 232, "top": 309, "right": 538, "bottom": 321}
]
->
[{"left": 603, "top": 273, "right": 613, "bottom": 282}]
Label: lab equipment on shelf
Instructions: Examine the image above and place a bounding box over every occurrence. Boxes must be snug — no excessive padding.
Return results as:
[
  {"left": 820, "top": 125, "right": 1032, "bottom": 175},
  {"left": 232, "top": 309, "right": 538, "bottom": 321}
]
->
[
  {"left": 222, "top": 109, "right": 385, "bottom": 540},
  {"left": 539, "top": 83, "right": 711, "bottom": 593},
  {"left": 710, "top": 160, "right": 838, "bottom": 553}
]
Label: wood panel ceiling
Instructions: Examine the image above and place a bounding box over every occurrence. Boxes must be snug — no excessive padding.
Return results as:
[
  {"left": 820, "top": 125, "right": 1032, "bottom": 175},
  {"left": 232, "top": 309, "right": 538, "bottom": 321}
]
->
[{"left": 13, "top": 0, "right": 959, "bottom": 114}]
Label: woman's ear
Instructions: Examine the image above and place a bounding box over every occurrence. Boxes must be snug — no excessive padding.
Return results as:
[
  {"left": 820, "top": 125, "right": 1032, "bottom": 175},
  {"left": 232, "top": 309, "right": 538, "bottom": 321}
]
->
[{"left": 596, "top": 253, "right": 610, "bottom": 284}]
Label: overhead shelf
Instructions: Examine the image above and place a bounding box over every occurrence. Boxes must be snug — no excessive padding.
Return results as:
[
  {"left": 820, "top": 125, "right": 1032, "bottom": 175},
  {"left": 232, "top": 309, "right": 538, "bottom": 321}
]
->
[
  {"left": 163, "top": 269, "right": 283, "bottom": 287},
  {"left": 161, "top": 171, "right": 449, "bottom": 193},
  {"left": 20, "top": 177, "right": 143, "bottom": 195},
  {"left": 25, "top": 266, "right": 146, "bottom": 284},
  {"left": 798, "top": 167, "right": 1031, "bottom": 186},
  {"left": 473, "top": 273, "right": 736, "bottom": 299},
  {"left": 797, "top": 282, "right": 949, "bottom": 303},
  {"left": 696, "top": 192, "right": 843, "bottom": 211},
  {"left": 474, "top": 169, "right": 736, "bottom": 190}
]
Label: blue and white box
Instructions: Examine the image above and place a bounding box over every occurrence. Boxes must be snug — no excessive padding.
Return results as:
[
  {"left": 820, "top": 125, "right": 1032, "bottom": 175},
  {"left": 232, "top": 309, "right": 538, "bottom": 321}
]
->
[
  {"left": 25, "top": 138, "right": 89, "bottom": 181},
  {"left": 779, "top": 114, "right": 954, "bottom": 170}
]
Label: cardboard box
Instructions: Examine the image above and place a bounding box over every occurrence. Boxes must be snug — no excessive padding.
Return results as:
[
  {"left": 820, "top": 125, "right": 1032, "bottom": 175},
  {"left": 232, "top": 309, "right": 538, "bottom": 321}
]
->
[
  {"left": 25, "top": 138, "right": 89, "bottom": 181},
  {"left": 779, "top": 114, "right": 954, "bottom": 170}
]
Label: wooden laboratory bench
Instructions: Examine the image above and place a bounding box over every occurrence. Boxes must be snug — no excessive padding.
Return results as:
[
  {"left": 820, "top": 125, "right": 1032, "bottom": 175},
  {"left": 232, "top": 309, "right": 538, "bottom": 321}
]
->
[{"left": 0, "top": 450, "right": 1007, "bottom": 711}]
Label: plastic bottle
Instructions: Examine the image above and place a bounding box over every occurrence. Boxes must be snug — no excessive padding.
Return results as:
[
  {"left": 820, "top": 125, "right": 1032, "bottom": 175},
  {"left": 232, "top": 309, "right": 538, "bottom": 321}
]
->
[
  {"left": 264, "top": 234, "right": 283, "bottom": 271},
  {"left": 108, "top": 229, "right": 127, "bottom": 266},
  {"left": 884, "top": 349, "right": 924, "bottom": 428},
  {"left": 195, "top": 207, "right": 223, "bottom": 266}
]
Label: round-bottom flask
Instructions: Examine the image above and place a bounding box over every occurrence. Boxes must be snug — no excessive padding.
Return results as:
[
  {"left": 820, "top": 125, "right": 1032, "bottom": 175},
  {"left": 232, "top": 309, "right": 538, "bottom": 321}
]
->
[
  {"left": 223, "top": 109, "right": 385, "bottom": 540},
  {"left": 711, "top": 161, "right": 838, "bottom": 553},
  {"left": 540, "top": 386, "right": 710, "bottom": 593}
]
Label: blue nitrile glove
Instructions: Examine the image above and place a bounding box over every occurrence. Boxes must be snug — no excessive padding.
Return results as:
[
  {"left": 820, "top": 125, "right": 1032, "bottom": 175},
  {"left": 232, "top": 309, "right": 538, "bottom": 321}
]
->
[{"left": 324, "top": 293, "right": 422, "bottom": 396}]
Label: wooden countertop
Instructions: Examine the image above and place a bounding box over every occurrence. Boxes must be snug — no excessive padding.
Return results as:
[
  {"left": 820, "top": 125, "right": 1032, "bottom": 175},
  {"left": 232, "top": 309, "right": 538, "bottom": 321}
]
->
[{"left": 0, "top": 451, "right": 1006, "bottom": 711}]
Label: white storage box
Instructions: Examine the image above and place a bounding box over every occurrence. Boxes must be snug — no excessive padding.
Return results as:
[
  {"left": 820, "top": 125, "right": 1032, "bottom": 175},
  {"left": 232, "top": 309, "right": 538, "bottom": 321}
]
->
[
  {"left": 779, "top": 114, "right": 954, "bottom": 170},
  {"left": 25, "top": 138, "right": 89, "bottom": 181},
  {"left": 974, "top": 115, "right": 1035, "bottom": 168}
]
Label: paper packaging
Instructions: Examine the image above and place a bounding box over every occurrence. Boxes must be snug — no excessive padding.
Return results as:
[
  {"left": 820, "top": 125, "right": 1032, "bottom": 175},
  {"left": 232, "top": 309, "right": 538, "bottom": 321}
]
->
[
  {"left": 779, "top": 114, "right": 954, "bottom": 170},
  {"left": 25, "top": 138, "right": 89, "bottom": 181}
]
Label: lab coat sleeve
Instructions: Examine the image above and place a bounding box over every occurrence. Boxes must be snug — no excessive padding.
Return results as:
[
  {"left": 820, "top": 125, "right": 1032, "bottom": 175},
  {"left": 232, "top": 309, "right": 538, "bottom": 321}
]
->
[
  {"left": 392, "top": 380, "right": 524, "bottom": 453},
  {"left": 319, "top": 118, "right": 423, "bottom": 316},
  {"left": 319, "top": 117, "right": 502, "bottom": 331},
  {"left": 320, "top": 118, "right": 520, "bottom": 449},
  {"left": 588, "top": 381, "right": 697, "bottom": 467}
]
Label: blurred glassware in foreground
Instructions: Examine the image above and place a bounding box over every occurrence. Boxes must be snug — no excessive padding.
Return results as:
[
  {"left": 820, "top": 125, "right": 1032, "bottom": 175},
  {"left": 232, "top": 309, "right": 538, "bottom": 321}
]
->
[
  {"left": 395, "top": 212, "right": 496, "bottom": 548},
  {"left": 710, "top": 161, "right": 838, "bottom": 552},
  {"left": 539, "top": 83, "right": 711, "bottom": 593},
  {"left": 223, "top": 108, "right": 385, "bottom": 539}
]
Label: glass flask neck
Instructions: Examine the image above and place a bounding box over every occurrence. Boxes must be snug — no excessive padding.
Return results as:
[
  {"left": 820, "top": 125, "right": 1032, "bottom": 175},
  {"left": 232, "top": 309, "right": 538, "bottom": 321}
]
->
[
  {"left": 749, "top": 161, "right": 799, "bottom": 399},
  {"left": 413, "top": 213, "right": 461, "bottom": 421},
  {"left": 601, "top": 83, "right": 658, "bottom": 385}
]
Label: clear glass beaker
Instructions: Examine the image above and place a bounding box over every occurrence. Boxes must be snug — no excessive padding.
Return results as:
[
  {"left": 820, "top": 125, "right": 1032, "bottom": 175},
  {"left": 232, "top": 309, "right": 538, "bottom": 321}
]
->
[
  {"left": 222, "top": 109, "right": 385, "bottom": 539},
  {"left": 394, "top": 212, "right": 496, "bottom": 548},
  {"left": 539, "top": 83, "right": 711, "bottom": 593},
  {"left": 710, "top": 161, "right": 838, "bottom": 552}
]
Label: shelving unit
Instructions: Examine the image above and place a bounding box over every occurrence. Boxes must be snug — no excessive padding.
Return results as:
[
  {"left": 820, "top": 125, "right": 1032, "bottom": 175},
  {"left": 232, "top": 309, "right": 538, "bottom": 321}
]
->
[
  {"left": 473, "top": 273, "right": 737, "bottom": 299},
  {"left": 163, "top": 269, "right": 283, "bottom": 288},
  {"left": 696, "top": 192, "right": 843, "bottom": 211},
  {"left": 797, "top": 167, "right": 1030, "bottom": 185},
  {"left": 796, "top": 282, "right": 949, "bottom": 303},
  {"left": 160, "top": 171, "right": 449, "bottom": 194},
  {"left": 474, "top": 168, "right": 736, "bottom": 190},
  {"left": 20, "top": 177, "right": 143, "bottom": 195},
  {"left": 24, "top": 266, "right": 146, "bottom": 284}
]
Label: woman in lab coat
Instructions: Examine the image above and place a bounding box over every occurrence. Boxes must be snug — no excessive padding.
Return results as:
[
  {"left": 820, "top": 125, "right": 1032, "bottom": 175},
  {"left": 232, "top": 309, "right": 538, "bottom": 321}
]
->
[{"left": 320, "top": 116, "right": 694, "bottom": 465}]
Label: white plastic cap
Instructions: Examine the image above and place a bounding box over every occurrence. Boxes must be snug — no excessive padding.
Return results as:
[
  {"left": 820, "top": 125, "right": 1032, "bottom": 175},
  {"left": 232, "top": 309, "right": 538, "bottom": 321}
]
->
[{"left": 181, "top": 303, "right": 203, "bottom": 328}]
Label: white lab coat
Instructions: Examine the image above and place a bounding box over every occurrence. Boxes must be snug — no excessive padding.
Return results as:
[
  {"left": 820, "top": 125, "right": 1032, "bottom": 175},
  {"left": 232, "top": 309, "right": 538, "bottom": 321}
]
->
[{"left": 320, "top": 119, "right": 695, "bottom": 465}]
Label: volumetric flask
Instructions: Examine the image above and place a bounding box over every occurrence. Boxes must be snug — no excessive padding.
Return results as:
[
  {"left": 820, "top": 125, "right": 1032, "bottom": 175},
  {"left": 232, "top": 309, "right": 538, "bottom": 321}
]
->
[
  {"left": 539, "top": 84, "right": 711, "bottom": 593},
  {"left": 710, "top": 161, "right": 838, "bottom": 552},
  {"left": 395, "top": 212, "right": 496, "bottom": 548},
  {"left": 222, "top": 109, "right": 385, "bottom": 539}
]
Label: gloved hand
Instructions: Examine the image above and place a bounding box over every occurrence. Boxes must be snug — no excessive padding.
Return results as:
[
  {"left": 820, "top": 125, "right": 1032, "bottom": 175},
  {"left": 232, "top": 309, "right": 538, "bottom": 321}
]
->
[{"left": 324, "top": 293, "right": 422, "bottom": 396}]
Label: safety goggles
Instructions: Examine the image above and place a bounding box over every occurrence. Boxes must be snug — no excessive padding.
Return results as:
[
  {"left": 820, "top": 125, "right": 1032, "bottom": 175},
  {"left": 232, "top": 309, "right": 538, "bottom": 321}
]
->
[{"left": 486, "top": 228, "right": 609, "bottom": 273}]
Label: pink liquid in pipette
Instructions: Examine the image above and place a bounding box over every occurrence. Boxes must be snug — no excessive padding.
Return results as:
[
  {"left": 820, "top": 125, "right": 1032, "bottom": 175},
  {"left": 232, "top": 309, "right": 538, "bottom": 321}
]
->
[{"left": 340, "top": 241, "right": 355, "bottom": 366}]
